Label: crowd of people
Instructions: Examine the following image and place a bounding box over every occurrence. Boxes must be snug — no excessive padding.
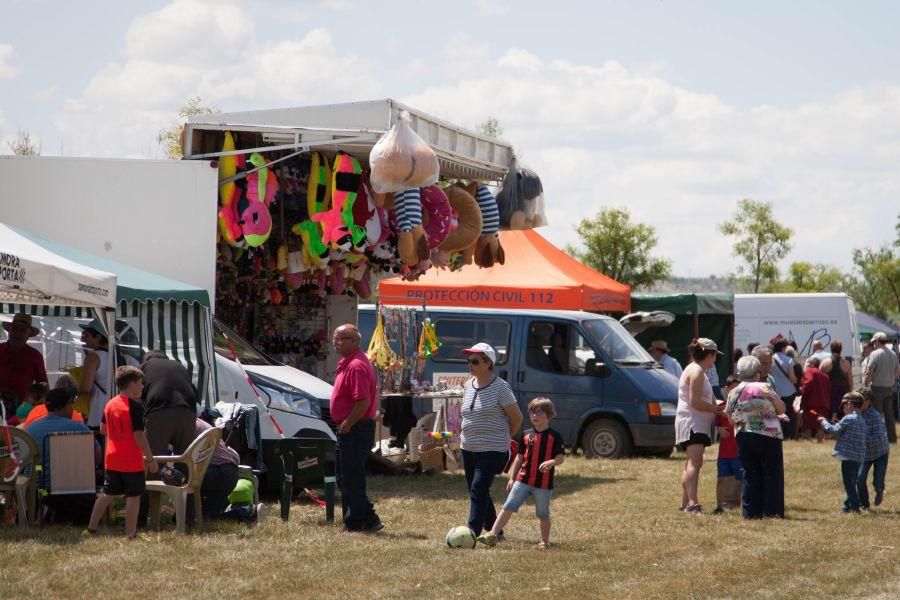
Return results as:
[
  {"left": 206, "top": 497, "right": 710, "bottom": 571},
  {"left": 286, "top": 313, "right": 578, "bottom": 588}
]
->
[
  {"left": 3, "top": 309, "right": 899, "bottom": 545},
  {"left": 672, "top": 331, "right": 899, "bottom": 518},
  {"left": 0, "top": 313, "right": 257, "bottom": 537}
]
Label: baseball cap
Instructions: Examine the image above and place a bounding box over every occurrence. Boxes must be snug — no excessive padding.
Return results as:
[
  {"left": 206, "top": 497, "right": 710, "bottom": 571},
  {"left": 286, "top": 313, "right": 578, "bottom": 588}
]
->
[
  {"left": 461, "top": 343, "right": 497, "bottom": 365},
  {"left": 871, "top": 332, "right": 888, "bottom": 343},
  {"left": 696, "top": 338, "right": 724, "bottom": 355}
]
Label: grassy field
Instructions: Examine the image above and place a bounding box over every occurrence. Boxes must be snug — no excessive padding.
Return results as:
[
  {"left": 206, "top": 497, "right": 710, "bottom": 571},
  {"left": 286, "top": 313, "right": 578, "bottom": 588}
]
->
[{"left": 2, "top": 440, "right": 900, "bottom": 599}]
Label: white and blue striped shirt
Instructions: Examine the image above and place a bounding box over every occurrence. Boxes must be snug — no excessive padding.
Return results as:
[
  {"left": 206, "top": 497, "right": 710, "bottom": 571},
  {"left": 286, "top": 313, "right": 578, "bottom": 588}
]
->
[{"left": 460, "top": 376, "right": 517, "bottom": 453}]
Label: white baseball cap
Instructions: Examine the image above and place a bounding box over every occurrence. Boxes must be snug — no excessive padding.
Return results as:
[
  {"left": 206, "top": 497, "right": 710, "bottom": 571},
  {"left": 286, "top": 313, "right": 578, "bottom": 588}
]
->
[{"left": 462, "top": 343, "right": 497, "bottom": 365}]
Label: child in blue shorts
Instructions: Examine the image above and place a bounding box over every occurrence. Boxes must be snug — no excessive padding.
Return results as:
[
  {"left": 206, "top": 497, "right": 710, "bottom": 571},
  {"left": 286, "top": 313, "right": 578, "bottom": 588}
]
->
[{"left": 477, "top": 397, "right": 564, "bottom": 549}]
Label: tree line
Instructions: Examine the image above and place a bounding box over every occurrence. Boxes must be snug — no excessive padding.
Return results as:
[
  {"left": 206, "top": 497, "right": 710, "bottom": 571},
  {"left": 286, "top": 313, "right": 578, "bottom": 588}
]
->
[{"left": 567, "top": 200, "right": 899, "bottom": 325}]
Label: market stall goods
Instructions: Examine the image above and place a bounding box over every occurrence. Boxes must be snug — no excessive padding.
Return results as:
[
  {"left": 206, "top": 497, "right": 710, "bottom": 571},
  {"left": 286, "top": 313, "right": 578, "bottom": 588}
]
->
[
  {"left": 420, "top": 185, "right": 456, "bottom": 251},
  {"left": 241, "top": 153, "right": 277, "bottom": 247},
  {"left": 394, "top": 188, "right": 429, "bottom": 267},
  {"left": 217, "top": 131, "right": 238, "bottom": 234},
  {"left": 369, "top": 112, "right": 440, "bottom": 194},
  {"left": 439, "top": 185, "right": 482, "bottom": 256},
  {"left": 307, "top": 152, "right": 332, "bottom": 217},
  {"left": 473, "top": 184, "right": 504, "bottom": 268},
  {"left": 496, "top": 157, "right": 547, "bottom": 230}
]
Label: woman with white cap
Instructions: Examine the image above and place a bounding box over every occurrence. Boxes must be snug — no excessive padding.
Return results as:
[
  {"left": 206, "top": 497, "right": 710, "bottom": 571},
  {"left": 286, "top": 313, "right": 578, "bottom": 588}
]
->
[
  {"left": 459, "top": 342, "right": 523, "bottom": 536},
  {"left": 725, "top": 355, "right": 786, "bottom": 518},
  {"left": 675, "top": 338, "right": 723, "bottom": 514}
]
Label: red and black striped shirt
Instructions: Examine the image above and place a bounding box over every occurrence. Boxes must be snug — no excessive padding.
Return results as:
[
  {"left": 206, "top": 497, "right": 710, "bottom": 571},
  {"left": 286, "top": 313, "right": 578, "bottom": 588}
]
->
[{"left": 514, "top": 427, "right": 564, "bottom": 490}]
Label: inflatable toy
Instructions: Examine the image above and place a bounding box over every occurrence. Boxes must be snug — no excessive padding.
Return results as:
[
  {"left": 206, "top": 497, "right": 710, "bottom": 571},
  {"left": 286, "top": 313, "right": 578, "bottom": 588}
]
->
[
  {"left": 420, "top": 185, "right": 456, "bottom": 250},
  {"left": 439, "top": 186, "right": 482, "bottom": 253},
  {"left": 369, "top": 111, "right": 440, "bottom": 193},
  {"left": 307, "top": 152, "right": 332, "bottom": 217}
]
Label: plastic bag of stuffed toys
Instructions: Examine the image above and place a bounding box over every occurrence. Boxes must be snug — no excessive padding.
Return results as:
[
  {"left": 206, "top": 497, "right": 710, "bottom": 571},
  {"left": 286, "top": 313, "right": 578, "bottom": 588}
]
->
[
  {"left": 496, "top": 156, "right": 548, "bottom": 230},
  {"left": 369, "top": 111, "right": 440, "bottom": 194}
]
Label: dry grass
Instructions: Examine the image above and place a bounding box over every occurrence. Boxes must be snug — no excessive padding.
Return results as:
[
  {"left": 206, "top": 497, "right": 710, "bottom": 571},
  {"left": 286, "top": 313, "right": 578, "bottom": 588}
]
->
[{"left": 2, "top": 441, "right": 900, "bottom": 599}]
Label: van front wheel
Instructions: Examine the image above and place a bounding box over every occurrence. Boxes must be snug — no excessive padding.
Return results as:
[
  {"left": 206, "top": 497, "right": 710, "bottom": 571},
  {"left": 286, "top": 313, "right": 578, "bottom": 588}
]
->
[{"left": 581, "top": 419, "right": 633, "bottom": 459}]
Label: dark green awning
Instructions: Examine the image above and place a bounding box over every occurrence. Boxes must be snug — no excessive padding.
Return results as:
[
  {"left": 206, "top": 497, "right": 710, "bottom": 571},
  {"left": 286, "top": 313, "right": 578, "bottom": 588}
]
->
[{"left": 631, "top": 293, "right": 734, "bottom": 316}]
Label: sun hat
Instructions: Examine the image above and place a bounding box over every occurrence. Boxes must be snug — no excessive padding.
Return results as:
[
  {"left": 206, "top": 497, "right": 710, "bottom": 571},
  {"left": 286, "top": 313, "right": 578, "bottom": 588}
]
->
[
  {"left": 2, "top": 313, "right": 40, "bottom": 337},
  {"left": 648, "top": 340, "right": 669, "bottom": 353},
  {"left": 695, "top": 338, "right": 724, "bottom": 355},
  {"left": 871, "top": 332, "right": 888, "bottom": 343},
  {"left": 461, "top": 342, "right": 497, "bottom": 365},
  {"left": 79, "top": 318, "right": 108, "bottom": 337}
]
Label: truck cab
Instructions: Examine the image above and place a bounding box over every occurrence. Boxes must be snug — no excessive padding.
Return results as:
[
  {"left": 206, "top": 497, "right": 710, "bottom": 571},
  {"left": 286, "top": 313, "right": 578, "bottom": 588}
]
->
[{"left": 359, "top": 306, "right": 677, "bottom": 458}]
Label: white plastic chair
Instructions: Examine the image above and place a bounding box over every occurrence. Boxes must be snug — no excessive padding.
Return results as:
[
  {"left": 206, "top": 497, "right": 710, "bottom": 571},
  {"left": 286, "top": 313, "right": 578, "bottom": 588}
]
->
[
  {"left": 0, "top": 427, "right": 39, "bottom": 532},
  {"left": 146, "top": 426, "right": 221, "bottom": 532}
]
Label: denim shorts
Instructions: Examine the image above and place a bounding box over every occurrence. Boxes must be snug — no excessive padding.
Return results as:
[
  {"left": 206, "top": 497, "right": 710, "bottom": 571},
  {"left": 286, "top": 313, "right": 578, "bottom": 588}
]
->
[
  {"left": 502, "top": 481, "right": 553, "bottom": 518},
  {"left": 717, "top": 457, "right": 744, "bottom": 480}
]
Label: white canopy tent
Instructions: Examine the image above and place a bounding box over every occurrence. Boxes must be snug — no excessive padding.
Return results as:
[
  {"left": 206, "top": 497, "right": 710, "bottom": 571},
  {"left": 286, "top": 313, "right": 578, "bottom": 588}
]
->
[
  {"left": 0, "top": 223, "right": 117, "bottom": 309},
  {"left": 0, "top": 222, "right": 120, "bottom": 411}
]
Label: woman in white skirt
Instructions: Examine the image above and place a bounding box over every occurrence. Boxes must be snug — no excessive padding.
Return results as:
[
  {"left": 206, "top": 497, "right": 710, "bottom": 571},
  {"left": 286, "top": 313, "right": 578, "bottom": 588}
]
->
[{"left": 675, "top": 338, "right": 723, "bottom": 514}]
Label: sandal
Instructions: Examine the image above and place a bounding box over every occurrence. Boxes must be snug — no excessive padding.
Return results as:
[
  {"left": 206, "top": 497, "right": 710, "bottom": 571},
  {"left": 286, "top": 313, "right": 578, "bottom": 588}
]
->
[
  {"left": 684, "top": 504, "right": 703, "bottom": 514},
  {"left": 537, "top": 541, "right": 550, "bottom": 550}
]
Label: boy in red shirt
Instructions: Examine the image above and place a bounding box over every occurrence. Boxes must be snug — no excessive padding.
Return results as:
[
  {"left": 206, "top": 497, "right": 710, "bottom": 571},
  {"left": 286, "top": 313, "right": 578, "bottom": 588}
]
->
[
  {"left": 478, "top": 397, "right": 565, "bottom": 549},
  {"left": 714, "top": 375, "right": 742, "bottom": 514},
  {"left": 85, "top": 366, "right": 158, "bottom": 539}
]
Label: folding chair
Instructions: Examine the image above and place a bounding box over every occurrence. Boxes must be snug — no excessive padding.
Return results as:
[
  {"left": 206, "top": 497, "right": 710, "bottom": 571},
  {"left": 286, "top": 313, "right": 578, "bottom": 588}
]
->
[
  {"left": 147, "top": 426, "right": 222, "bottom": 533},
  {"left": 39, "top": 431, "right": 96, "bottom": 527},
  {"left": 0, "top": 427, "right": 39, "bottom": 533}
]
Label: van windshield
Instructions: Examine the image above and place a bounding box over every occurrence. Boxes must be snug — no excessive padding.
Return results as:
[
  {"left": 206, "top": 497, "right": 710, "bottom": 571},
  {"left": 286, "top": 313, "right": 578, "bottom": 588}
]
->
[
  {"left": 212, "top": 318, "right": 272, "bottom": 366},
  {"left": 582, "top": 319, "right": 656, "bottom": 365}
]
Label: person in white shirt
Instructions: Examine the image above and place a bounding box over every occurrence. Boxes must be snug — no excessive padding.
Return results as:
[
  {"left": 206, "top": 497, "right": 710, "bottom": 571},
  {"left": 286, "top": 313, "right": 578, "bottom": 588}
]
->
[{"left": 648, "top": 340, "right": 683, "bottom": 379}]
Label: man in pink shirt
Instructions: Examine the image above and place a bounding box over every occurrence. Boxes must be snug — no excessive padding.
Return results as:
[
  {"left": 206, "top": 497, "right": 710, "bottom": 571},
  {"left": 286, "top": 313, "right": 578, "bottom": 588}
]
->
[{"left": 330, "top": 323, "right": 382, "bottom": 533}]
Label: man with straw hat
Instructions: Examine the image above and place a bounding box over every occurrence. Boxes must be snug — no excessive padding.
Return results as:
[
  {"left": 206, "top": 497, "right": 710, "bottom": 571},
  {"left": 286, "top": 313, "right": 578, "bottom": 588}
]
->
[
  {"left": 0, "top": 313, "right": 47, "bottom": 401},
  {"left": 648, "top": 340, "right": 683, "bottom": 379}
]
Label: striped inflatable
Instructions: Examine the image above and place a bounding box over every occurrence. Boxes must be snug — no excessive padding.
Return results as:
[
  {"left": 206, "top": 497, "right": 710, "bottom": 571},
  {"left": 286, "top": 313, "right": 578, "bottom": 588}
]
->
[
  {"left": 394, "top": 188, "right": 423, "bottom": 233},
  {"left": 475, "top": 185, "right": 500, "bottom": 235}
]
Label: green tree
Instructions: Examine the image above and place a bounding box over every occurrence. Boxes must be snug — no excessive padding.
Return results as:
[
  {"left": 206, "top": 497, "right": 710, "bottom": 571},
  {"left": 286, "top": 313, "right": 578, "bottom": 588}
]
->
[
  {"left": 719, "top": 199, "right": 793, "bottom": 293},
  {"left": 7, "top": 130, "right": 40, "bottom": 155},
  {"left": 477, "top": 117, "right": 503, "bottom": 139},
  {"left": 566, "top": 207, "right": 672, "bottom": 290},
  {"left": 157, "top": 96, "right": 219, "bottom": 159},
  {"left": 764, "top": 261, "right": 847, "bottom": 293},
  {"left": 846, "top": 216, "right": 900, "bottom": 324}
]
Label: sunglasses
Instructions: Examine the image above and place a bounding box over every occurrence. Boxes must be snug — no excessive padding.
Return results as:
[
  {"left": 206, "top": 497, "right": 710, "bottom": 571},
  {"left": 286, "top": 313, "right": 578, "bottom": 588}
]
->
[
  {"left": 529, "top": 409, "right": 546, "bottom": 416},
  {"left": 467, "top": 357, "right": 485, "bottom": 365}
]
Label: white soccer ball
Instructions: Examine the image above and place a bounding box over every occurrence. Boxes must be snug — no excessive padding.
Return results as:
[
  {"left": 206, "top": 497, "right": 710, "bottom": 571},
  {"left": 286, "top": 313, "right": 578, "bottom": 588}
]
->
[{"left": 445, "top": 525, "right": 476, "bottom": 549}]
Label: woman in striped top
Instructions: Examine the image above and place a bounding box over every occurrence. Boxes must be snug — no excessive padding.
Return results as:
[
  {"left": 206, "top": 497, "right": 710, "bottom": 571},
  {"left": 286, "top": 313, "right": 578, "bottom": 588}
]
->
[{"left": 459, "top": 343, "right": 523, "bottom": 536}]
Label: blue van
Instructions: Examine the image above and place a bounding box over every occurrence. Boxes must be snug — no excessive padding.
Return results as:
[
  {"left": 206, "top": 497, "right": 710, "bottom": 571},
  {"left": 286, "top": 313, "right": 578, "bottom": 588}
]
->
[{"left": 358, "top": 305, "right": 677, "bottom": 458}]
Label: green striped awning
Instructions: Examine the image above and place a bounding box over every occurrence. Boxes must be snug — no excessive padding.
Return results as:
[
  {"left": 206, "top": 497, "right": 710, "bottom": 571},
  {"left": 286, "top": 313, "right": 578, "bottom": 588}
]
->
[{"left": 2, "top": 301, "right": 215, "bottom": 408}]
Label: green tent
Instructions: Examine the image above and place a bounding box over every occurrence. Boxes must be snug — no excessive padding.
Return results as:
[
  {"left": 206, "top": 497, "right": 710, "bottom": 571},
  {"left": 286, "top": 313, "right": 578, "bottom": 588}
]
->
[
  {"left": 631, "top": 293, "right": 735, "bottom": 385},
  {"left": 3, "top": 226, "right": 215, "bottom": 407}
]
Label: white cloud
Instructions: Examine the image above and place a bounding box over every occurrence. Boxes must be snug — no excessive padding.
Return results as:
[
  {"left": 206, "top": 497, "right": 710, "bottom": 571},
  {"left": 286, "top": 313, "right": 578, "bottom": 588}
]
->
[
  {"left": 404, "top": 48, "right": 900, "bottom": 275},
  {"left": 476, "top": 0, "right": 510, "bottom": 16},
  {"left": 54, "top": 2, "right": 377, "bottom": 158},
  {"left": 50, "top": 4, "right": 899, "bottom": 276},
  {"left": 0, "top": 43, "right": 19, "bottom": 79},
  {"left": 33, "top": 85, "right": 60, "bottom": 102}
]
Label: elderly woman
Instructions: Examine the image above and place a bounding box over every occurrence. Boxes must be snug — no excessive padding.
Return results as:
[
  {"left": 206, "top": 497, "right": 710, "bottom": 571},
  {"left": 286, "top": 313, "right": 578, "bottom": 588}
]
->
[
  {"left": 725, "top": 356, "right": 787, "bottom": 519},
  {"left": 459, "top": 342, "right": 523, "bottom": 536},
  {"left": 675, "top": 338, "right": 723, "bottom": 514}
]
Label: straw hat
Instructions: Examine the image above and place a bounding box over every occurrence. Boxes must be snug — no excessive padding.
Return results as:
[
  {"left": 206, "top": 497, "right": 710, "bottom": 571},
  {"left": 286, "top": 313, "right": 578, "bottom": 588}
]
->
[{"left": 2, "top": 313, "right": 40, "bottom": 337}]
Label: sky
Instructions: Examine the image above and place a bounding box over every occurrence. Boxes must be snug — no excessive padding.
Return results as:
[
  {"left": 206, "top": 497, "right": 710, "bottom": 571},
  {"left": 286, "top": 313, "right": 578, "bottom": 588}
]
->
[{"left": 2, "top": 0, "right": 899, "bottom": 278}]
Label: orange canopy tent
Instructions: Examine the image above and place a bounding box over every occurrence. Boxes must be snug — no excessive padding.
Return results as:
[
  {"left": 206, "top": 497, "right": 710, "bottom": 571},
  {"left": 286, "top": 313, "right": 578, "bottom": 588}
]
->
[{"left": 378, "top": 229, "right": 631, "bottom": 312}]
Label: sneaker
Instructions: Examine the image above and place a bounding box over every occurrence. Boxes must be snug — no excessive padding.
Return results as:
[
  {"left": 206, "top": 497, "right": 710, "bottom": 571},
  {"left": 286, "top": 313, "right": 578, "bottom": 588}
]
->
[
  {"left": 255, "top": 503, "right": 266, "bottom": 524},
  {"left": 537, "top": 541, "right": 550, "bottom": 550},
  {"left": 476, "top": 532, "right": 498, "bottom": 547},
  {"left": 684, "top": 504, "right": 703, "bottom": 515},
  {"left": 712, "top": 506, "right": 725, "bottom": 515},
  {"left": 874, "top": 490, "right": 884, "bottom": 506}
]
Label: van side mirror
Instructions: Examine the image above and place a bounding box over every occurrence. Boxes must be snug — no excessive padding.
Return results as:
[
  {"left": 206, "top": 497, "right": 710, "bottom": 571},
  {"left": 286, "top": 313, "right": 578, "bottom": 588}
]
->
[{"left": 586, "top": 359, "right": 611, "bottom": 378}]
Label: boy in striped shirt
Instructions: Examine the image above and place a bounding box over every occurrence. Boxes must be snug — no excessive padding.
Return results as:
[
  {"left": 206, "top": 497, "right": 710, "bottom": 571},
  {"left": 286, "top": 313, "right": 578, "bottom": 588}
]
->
[{"left": 478, "top": 397, "right": 565, "bottom": 549}]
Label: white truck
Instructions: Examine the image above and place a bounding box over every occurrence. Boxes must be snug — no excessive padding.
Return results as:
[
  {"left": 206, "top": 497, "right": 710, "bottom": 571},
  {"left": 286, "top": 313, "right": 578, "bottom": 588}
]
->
[{"left": 734, "top": 293, "right": 861, "bottom": 382}]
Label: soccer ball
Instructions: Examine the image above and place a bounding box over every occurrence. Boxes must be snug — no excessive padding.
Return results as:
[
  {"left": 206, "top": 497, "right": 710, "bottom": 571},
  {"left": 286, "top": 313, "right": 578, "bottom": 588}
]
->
[{"left": 445, "top": 525, "right": 476, "bottom": 549}]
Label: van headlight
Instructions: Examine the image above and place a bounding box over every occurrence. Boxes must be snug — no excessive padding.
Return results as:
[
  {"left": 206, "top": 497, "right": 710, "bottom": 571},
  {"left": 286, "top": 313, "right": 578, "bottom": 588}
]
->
[{"left": 249, "top": 373, "right": 322, "bottom": 419}]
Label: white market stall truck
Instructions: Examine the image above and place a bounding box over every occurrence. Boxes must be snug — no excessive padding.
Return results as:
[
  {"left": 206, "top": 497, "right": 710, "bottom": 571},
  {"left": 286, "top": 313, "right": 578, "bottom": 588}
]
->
[{"left": 734, "top": 293, "right": 861, "bottom": 384}]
